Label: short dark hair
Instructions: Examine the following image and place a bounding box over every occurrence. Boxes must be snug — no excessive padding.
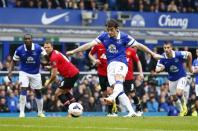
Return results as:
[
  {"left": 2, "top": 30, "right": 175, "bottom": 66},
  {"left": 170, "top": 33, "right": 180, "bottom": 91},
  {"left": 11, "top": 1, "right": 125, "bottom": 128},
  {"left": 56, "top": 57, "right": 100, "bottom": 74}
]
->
[
  {"left": 105, "top": 19, "right": 119, "bottom": 28},
  {"left": 164, "top": 41, "right": 173, "bottom": 47},
  {"left": 24, "top": 34, "right": 32, "bottom": 39},
  {"left": 44, "top": 41, "right": 53, "bottom": 46}
]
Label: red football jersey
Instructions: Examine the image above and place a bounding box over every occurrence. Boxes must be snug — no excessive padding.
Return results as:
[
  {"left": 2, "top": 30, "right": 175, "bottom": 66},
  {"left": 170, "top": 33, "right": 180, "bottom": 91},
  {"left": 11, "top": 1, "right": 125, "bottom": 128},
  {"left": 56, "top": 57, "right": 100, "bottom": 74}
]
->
[
  {"left": 90, "top": 44, "right": 107, "bottom": 76},
  {"left": 125, "top": 48, "right": 140, "bottom": 80},
  {"left": 49, "top": 50, "right": 79, "bottom": 78}
]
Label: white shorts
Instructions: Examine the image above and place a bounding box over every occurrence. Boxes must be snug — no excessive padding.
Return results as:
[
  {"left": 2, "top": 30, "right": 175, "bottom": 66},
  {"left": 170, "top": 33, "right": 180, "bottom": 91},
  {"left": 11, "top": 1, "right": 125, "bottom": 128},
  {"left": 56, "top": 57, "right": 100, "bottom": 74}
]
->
[
  {"left": 169, "top": 77, "right": 187, "bottom": 95},
  {"left": 19, "top": 71, "right": 42, "bottom": 89},
  {"left": 107, "top": 61, "right": 128, "bottom": 86},
  {"left": 195, "top": 84, "right": 198, "bottom": 96}
]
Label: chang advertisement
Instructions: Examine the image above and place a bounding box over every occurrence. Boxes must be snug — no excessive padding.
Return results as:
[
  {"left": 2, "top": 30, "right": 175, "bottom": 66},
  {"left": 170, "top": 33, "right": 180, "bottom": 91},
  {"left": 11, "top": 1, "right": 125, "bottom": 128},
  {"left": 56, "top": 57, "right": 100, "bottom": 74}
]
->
[{"left": 158, "top": 14, "right": 188, "bottom": 29}]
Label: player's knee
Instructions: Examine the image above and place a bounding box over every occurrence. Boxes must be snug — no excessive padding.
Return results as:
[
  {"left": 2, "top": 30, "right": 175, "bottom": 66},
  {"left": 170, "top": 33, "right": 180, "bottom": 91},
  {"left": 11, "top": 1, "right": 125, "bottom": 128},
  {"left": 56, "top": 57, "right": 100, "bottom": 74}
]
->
[
  {"left": 35, "top": 89, "right": 42, "bottom": 99},
  {"left": 114, "top": 74, "right": 124, "bottom": 82},
  {"left": 176, "top": 89, "right": 183, "bottom": 96}
]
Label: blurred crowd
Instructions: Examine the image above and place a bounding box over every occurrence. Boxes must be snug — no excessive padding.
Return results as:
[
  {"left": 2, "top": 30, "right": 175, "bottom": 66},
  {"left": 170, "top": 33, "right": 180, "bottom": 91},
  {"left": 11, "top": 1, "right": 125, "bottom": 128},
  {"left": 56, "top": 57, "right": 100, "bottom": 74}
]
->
[
  {"left": 0, "top": 46, "right": 197, "bottom": 116},
  {"left": 1, "top": 0, "right": 198, "bottom": 13}
]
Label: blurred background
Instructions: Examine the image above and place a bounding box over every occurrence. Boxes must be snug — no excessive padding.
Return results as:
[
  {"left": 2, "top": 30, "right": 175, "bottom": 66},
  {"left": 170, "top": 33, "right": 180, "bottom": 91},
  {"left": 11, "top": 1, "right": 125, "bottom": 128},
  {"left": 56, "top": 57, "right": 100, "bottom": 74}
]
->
[{"left": 0, "top": 0, "right": 198, "bottom": 116}]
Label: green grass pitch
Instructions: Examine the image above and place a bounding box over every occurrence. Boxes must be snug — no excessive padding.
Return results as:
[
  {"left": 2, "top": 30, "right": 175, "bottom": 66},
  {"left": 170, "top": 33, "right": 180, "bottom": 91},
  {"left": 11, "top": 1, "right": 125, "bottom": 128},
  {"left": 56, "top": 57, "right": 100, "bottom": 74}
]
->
[{"left": 0, "top": 116, "right": 197, "bottom": 131}]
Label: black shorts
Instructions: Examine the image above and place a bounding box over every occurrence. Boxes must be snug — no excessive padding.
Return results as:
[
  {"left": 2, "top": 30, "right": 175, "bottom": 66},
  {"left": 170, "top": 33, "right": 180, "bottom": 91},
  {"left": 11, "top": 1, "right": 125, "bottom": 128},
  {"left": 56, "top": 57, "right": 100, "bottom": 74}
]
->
[
  {"left": 123, "top": 80, "right": 135, "bottom": 95},
  {"left": 59, "top": 73, "right": 79, "bottom": 89},
  {"left": 99, "top": 75, "right": 110, "bottom": 92}
]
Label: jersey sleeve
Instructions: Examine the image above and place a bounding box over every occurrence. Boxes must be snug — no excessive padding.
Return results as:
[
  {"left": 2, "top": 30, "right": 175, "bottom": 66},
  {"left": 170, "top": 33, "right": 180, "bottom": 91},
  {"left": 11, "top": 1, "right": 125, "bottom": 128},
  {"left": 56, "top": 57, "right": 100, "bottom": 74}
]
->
[
  {"left": 13, "top": 49, "right": 20, "bottom": 61},
  {"left": 179, "top": 51, "right": 189, "bottom": 59},
  {"left": 41, "top": 47, "right": 47, "bottom": 56},
  {"left": 131, "top": 49, "right": 139, "bottom": 63},
  {"left": 126, "top": 35, "right": 140, "bottom": 47},
  {"left": 94, "top": 32, "right": 105, "bottom": 44},
  {"left": 156, "top": 59, "right": 165, "bottom": 70}
]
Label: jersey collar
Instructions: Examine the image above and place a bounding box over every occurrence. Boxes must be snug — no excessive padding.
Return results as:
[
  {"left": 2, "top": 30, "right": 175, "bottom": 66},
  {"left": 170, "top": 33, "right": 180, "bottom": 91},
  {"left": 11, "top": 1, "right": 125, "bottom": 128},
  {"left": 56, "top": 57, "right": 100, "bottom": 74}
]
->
[
  {"left": 116, "top": 31, "right": 121, "bottom": 39},
  {"left": 24, "top": 43, "right": 35, "bottom": 51}
]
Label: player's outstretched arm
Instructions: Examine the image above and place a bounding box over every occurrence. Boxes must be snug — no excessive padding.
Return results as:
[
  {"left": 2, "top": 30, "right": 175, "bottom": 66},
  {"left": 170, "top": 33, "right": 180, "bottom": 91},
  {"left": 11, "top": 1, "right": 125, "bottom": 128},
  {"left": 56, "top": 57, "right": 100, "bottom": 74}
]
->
[
  {"left": 132, "top": 43, "right": 163, "bottom": 60},
  {"left": 44, "top": 68, "right": 57, "bottom": 88},
  {"left": 137, "top": 61, "right": 144, "bottom": 80},
  {"left": 66, "top": 41, "right": 98, "bottom": 56},
  {"left": 186, "top": 52, "right": 193, "bottom": 73}
]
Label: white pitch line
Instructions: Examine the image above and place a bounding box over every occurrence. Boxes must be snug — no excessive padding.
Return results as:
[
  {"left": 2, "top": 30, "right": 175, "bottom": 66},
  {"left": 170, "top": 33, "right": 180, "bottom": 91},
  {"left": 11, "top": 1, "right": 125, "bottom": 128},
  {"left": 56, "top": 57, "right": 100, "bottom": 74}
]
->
[{"left": 0, "top": 124, "right": 194, "bottom": 131}]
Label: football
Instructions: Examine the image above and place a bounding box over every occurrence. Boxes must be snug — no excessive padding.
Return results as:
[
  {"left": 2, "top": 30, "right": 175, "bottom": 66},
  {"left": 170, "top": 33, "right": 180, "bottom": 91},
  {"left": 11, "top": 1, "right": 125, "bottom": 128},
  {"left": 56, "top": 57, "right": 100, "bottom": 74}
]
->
[{"left": 68, "top": 102, "right": 83, "bottom": 117}]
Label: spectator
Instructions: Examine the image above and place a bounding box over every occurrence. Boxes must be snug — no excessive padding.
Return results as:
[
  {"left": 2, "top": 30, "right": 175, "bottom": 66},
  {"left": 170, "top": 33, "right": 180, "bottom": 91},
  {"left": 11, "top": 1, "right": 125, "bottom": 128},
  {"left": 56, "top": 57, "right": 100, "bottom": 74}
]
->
[{"left": 146, "top": 93, "right": 159, "bottom": 112}]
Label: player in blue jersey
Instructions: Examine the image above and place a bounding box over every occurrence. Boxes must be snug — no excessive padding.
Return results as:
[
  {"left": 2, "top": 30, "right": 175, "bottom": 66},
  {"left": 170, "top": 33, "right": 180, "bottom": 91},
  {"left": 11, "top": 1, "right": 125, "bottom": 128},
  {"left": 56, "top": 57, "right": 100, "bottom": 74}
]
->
[
  {"left": 155, "top": 42, "right": 193, "bottom": 116},
  {"left": 193, "top": 49, "right": 198, "bottom": 98},
  {"left": 67, "top": 19, "right": 162, "bottom": 117},
  {"left": 8, "top": 34, "right": 46, "bottom": 118}
]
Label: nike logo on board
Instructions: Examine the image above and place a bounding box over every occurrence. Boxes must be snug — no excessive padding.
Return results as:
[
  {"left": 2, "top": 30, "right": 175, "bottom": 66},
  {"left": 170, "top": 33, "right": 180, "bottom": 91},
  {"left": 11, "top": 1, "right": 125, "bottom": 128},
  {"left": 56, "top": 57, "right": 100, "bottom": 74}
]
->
[{"left": 41, "top": 12, "right": 69, "bottom": 25}]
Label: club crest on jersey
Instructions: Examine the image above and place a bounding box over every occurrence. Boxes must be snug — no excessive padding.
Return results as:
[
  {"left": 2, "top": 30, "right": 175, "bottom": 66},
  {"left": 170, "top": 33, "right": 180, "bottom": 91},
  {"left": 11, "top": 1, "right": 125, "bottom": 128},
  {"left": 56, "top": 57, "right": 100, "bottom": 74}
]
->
[
  {"left": 107, "top": 44, "right": 118, "bottom": 53},
  {"left": 26, "top": 56, "right": 35, "bottom": 64},
  {"left": 169, "top": 65, "right": 179, "bottom": 72}
]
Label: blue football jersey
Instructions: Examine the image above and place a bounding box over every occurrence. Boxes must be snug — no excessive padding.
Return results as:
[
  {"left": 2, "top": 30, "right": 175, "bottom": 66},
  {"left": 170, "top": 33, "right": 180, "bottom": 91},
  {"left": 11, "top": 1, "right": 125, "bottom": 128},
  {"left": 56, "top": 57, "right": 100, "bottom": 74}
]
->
[
  {"left": 193, "top": 58, "right": 198, "bottom": 84},
  {"left": 13, "top": 43, "right": 46, "bottom": 74},
  {"left": 95, "top": 31, "right": 137, "bottom": 65},
  {"left": 157, "top": 51, "right": 188, "bottom": 81}
]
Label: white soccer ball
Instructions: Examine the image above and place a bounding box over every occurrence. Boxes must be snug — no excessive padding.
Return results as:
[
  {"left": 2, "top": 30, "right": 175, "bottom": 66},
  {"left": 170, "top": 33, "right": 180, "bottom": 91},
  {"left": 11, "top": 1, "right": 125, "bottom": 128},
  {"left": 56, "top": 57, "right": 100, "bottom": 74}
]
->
[{"left": 68, "top": 102, "right": 83, "bottom": 117}]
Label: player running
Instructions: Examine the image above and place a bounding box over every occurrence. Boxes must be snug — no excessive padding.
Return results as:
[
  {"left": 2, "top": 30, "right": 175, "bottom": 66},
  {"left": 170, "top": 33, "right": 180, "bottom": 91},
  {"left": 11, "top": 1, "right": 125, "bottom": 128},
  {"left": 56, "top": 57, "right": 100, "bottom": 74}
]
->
[{"left": 155, "top": 42, "right": 193, "bottom": 116}]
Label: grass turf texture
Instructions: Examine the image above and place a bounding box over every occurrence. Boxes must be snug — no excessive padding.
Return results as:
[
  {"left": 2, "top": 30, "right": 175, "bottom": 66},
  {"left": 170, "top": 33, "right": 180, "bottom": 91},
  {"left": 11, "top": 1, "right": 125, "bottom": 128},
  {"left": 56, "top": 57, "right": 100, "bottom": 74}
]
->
[{"left": 0, "top": 116, "right": 197, "bottom": 131}]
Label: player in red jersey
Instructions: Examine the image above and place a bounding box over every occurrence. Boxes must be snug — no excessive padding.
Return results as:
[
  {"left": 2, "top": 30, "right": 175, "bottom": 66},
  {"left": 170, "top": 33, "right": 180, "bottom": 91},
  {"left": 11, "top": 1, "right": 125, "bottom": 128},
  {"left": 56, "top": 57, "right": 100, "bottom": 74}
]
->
[
  {"left": 43, "top": 41, "right": 79, "bottom": 108},
  {"left": 124, "top": 47, "right": 144, "bottom": 115}
]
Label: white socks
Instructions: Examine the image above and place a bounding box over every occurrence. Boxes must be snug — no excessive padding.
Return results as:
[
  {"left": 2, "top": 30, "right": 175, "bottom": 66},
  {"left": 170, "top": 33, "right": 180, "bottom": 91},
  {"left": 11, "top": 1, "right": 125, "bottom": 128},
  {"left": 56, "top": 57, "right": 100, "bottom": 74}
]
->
[
  {"left": 36, "top": 98, "right": 43, "bottom": 115},
  {"left": 109, "top": 83, "right": 124, "bottom": 100},
  {"left": 19, "top": 95, "right": 26, "bottom": 114},
  {"left": 195, "top": 85, "right": 198, "bottom": 97},
  {"left": 109, "top": 82, "right": 135, "bottom": 114},
  {"left": 118, "top": 93, "right": 135, "bottom": 114},
  {"left": 175, "top": 99, "right": 183, "bottom": 112}
]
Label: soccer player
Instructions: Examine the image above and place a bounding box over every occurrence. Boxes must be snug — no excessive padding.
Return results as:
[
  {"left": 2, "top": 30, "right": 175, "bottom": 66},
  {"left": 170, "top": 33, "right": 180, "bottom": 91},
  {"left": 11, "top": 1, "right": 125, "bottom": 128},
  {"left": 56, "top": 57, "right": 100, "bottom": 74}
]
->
[
  {"left": 155, "top": 42, "right": 193, "bottom": 116},
  {"left": 8, "top": 34, "right": 46, "bottom": 117},
  {"left": 43, "top": 41, "right": 79, "bottom": 110},
  {"left": 193, "top": 49, "right": 198, "bottom": 99},
  {"left": 124, "top": 47, "right": 144, "bottom": 115},
  {"left": 67, "top": 19, "right": 162, "bottom": 117},
  {"left": 89, "top": 44, "right": 118, "bottom": 116}
]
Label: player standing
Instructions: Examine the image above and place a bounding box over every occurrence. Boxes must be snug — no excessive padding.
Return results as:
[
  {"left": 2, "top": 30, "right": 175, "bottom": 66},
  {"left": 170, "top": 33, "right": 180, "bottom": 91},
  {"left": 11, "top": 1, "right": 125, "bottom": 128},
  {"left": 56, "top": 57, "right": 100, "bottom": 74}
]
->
[
  {"left": 155, "top": 42, "right": 193, "bottom": 116},
  {"left": 8, "top": 34, "right": 46, "bottom": 117},
  {"left": 67, "top": 19, "right": 162, "bottom": 117},
  {"left": 43, "top": 41, "right": 79, "bottom": 110}
]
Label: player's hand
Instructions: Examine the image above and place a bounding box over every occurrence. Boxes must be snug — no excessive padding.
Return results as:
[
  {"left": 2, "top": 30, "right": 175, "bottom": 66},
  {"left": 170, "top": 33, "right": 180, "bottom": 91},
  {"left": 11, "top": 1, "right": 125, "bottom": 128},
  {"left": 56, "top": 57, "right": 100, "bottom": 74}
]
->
[
  {"left": 152, "top": 53, "right": 163, "bottom": 60},
  {"left": 44, "top": 80, "right": 50, "bottom": 88},
  {"left": 139, "top": 73, "right": 144, "bottom": 80},
  {"left": 66, "top": 50, "right": 75, "bottom": 56},
  {"left": 94, "top": 59, "right": 101, "bottom": 66}
]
